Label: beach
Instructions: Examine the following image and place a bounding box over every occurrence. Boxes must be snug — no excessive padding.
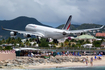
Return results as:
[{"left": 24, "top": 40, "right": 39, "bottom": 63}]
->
[
  {"left": 0, "top": 55, "right": 105, "bottom": 69},
  {"left": 26, "top": 56, "right": 105, "bottom": 69}
]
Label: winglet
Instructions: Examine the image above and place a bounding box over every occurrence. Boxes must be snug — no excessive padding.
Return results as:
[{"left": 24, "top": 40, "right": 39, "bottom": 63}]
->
[
  {"left": 1, "top": 26, "right": 6, "bottom": 30},
  {"left": 1, "top": 26, "right": 4, "bottom": 30},
  {"left": 100, "top": 25, "right": 104, "bottom": 29}
]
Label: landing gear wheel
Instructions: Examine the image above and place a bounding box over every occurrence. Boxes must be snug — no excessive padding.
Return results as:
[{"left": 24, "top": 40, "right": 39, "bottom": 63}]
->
[{"left": 53, "top": 39, "right": 59, "bottom": 43}]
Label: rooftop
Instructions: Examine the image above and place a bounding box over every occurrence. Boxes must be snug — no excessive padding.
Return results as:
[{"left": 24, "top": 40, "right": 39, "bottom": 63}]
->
[
  {"left": 96, "top": 33, "right": 105, "bottom": 37},
  {"left": 75, "top": 34, "right": 96, "bottom": 39}
]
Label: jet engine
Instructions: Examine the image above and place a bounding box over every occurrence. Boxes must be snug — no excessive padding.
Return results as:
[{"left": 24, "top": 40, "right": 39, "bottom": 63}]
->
[
  {"left": 62, "top": 32, "right": 67, "bottom": 35},
  {"left": 23, "top": 34, "right": 31, "bottom": 38},
  {"left": 10, "top": 32, "right": 17, "bottom": 36},
  {"left": 80, "top": 32, "right": 86, "bottom": 35}
]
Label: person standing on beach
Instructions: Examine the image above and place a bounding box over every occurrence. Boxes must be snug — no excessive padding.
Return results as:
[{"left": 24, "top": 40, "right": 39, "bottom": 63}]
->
[
  {"left": 83, "top": 58, "right": 85, "bottom": 63},
  {"left": 90, "top": 57, "right": 93, "bottom": 66},
  {"left": 94, "top": 56, "right": 97, "bottom": 60},
  {"left": 86, "top": 60, "right": 88, "bottom": 66},
  {"left": 86, "top": 57, "right": 88, "bottom": 66}
]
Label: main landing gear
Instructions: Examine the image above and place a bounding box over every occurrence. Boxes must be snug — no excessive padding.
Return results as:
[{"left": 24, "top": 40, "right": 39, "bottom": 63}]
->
[{"left": 53, "top": 39, "right": 59, "bottom": 43}]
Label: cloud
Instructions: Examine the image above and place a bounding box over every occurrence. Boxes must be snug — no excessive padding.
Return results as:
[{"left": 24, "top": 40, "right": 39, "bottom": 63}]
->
[{"left": 0, "top": 0, "right": 105, "bottom": 26}]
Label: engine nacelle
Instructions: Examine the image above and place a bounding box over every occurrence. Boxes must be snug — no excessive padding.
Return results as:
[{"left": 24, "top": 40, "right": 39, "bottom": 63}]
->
[
  {"left": 23, "top": 34, "right": 31, "bottom": 38},
  {"left": 10, "top": 32, "right": 17, "bottom": 36},
  {"left": 62, "top": 32, "right": 67, "bottom": 35}
]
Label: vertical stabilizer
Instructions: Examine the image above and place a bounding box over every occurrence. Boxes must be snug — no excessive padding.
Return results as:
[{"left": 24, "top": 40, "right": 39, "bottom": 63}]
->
[{"left": 62, "top": 15, "right": 72, "bottom": 30}]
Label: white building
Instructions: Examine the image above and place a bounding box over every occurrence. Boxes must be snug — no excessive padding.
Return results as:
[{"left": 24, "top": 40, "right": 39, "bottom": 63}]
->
[{"left": 82, "top": 44, "right": 93, "bottom": 48}]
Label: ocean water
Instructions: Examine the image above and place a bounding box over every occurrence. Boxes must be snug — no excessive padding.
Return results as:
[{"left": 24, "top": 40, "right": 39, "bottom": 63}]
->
[
  {"left": 9, "top": 66, "right": 105, "bottom": 70},
  {"left": 32, "top": 66, "right": 105, "bottom": 70}
]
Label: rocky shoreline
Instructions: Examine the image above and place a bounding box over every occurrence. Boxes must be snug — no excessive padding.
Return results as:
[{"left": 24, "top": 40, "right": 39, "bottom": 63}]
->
[{"left": 0, "top": 56, "right": 88, "bottom": 69}]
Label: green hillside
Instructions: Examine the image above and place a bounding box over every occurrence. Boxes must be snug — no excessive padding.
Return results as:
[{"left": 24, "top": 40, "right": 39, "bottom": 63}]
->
[
  {"left": 0, "top": 16, "right": 48, "bottom": 38},
  {"left": 0, "top": 16, "right": 105, "bottom": 38},
  {"left": 57, "top": 24, "right": 79, "bottom": 30},
  {"left": 57, "top": 23, "right": 105, "bottom": 33},
  {"left": 77, "top": 23, "right": 102, "bottom": 29}
]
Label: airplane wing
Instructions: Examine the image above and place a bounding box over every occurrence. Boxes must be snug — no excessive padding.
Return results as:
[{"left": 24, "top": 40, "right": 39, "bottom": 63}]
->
[
  {"left": 2, "top": 27, "right": 44, "bottom": 37},
  {"left": 70, "top": 25, "right": 104, "bottom": 34}
]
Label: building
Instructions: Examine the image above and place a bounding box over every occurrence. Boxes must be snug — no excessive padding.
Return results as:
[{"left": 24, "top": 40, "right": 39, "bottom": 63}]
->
[
  {"left": 58, "top": 36, "right": 74, "bottom": 43},
  {"left": 101, "top": 42, "right": 105, "bottom": 47},
  {"left": 75, "top": 34, "right": 97, "bottom": 40},
  {"left": 82, "top": 44, "right": 93, "bottom": 48},
  {"left": 96, "top": 33, "right": 105, "bottom": 37}
]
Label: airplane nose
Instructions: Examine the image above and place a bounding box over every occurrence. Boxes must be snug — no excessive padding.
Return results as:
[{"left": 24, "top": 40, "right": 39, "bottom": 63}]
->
[{"left": 25, "top": 24, "right": 28, "bottom": 31}]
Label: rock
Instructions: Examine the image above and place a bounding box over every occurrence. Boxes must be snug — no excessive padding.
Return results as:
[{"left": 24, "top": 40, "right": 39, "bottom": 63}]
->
[
  {"left": 12, "top": 64, "right": 19, "bottom": 67},
  {"left": 0, "top": 66, "right": 2, "bottom": 68},
  {"left": 6, "top": 63, "right": 12, "bottom": 66},
  {"left": 15, "top": 59, "right": 23, "bottom": 62},
  {"left": 0, "top": 56, "right": 87, "bottom": 68},
  {"left": 38, "top": 58, "right": 45, "bottom": 63}
]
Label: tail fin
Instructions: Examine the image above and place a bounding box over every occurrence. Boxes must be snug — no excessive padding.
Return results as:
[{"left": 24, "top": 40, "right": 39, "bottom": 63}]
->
[{"left": 62, "top": 15, "right": 72, "bottom": 30}]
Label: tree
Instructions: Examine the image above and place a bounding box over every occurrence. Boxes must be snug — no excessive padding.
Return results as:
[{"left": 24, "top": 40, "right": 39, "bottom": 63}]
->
[
  {"left": 79, "top": 40, "right": 84, "bottom": 44},
  {"left": 25, "top": 41, "right": 30, "bottom": 46},
  {"left": 2, "top": 38, "right": 5, "bottom": 44},
  {"left": 61, "top": 43, "right": 64, "bottom": 47},
  {"left": 29, "top": 38, "right": 32, "bottom": 42},
  {"left": 33, "top": 43, "right": 36, "bottom": 46},
  {"left": 71, "top": 39, "right": 76, "bottom": 42},
  {"left": 92, "top": 40, "right": 101, "bottom": 47},
  {"left": 19, "top": 42, "right": 25, "bottom": 47},
  {"left": 68, "top": 42, "right": 71, "bottom": 47},
  {"left": 39, "top": 38, "right": 49, "bottom": 47},
  {"left": 5, "top": 46, "right": 12, "bottom": 50},
  {"left": 64, "top": 39, "right": 69, "bottom": 45},
  {"left": 72, "top": 44, "right": 76, "bottom": 48},
  {"left": 86, "top": 39, "right": 91, "bottom": 43},
  {"left": 0, "top": 41, "right": 2, "bottom": 45},
  {"left": 16, "top": 37, "right": 22, "bottom": 43},
  {"left": 6, "top": 37, "right": 11, "bottom": 44}
]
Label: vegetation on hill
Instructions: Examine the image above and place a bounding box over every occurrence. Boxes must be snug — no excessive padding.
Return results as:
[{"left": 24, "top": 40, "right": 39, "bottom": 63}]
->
[
  {"left": 0, "top": 16, "right": 105, "bottom": 38},
  {"left": 0, "top": 16, "right": 50, "bottom": 37},
  {"left": 57, "top": 23, "right": 105, "bottom": 33},
  {"left": 57, "top": 23, "right": 102, "bottom": 29},
  {"left": 57, "top": 24, "right": 78, "bottom": 30},
  {"left": 0, "top": 36, "right": 105, "bottom": 50},
  {"left": 77, "top": 23, "right": 102, "bottom": 29}
]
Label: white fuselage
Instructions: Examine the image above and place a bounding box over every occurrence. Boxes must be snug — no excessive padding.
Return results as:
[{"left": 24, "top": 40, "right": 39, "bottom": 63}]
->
[{"left": 25, "top": 24, "right": 69, "bottom": 39}]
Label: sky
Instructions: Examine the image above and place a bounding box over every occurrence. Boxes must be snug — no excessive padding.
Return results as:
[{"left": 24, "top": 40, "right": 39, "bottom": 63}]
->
[{"left": 0, "top": 0, "right": 105, "bottom": 27}]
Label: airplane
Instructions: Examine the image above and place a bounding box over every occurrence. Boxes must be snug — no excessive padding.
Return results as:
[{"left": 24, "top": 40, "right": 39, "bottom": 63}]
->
[{"left": 2, "top": 15, "right": 104, "bottom": 42}]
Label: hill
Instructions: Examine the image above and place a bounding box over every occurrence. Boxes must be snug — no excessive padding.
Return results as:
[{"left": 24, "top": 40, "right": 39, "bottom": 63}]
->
[
  {"left": 0, "top": 16, "right": 105, "bottom": 38},
  {"left": 57, "top": 24, "right": 80, "bottom": 30},
  {"left": 57, "top": 23, "right": 103, "bottom": 29},
  {"left": 57, "top": 23, "right": 105, "bottom": 33},
  {"left": 0, "top": 16, "right": 48, "bottom": 38}
]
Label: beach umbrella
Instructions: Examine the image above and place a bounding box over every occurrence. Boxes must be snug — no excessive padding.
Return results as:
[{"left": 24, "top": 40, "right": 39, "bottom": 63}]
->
[{"left": 97, "top": 54, "right": 102, "bottom": 56}]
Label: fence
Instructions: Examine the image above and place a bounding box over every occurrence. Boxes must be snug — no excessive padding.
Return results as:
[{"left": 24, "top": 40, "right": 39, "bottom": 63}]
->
[{"left": 0, "top": 50, "right": 16, "bottom": 61}]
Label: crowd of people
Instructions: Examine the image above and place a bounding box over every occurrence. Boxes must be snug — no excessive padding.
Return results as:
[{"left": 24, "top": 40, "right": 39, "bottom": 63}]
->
[
  {"left": 83, "top": 55, "right": 102, "bottom": 66},
  {"left": 15, "top": 50, "right": 104, "bottom": 67},
  {"left": 25, "top": 51, "right": 82, "bottom": 57},
  {"left": 18, "top": 50, "right": 104, "bottom": 57}
]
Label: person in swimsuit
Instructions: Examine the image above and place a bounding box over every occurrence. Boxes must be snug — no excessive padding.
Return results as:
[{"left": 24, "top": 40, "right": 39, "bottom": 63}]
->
[{"left": 90, "top": 57, "right": 93, "bottom": 66}]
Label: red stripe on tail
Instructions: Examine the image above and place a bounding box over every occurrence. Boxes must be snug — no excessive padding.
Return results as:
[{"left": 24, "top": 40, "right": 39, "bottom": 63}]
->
[{"left": 67, "top": 23, "right": 71, "bottom": 30}]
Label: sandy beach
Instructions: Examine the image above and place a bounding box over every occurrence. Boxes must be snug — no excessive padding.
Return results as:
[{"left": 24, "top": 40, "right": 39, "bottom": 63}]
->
[
  {"left": 0, "top": 55, "right": 105, "bottom": 69},
  {"left": 26, "top": 56, "right": 105, "bottom": 69}
]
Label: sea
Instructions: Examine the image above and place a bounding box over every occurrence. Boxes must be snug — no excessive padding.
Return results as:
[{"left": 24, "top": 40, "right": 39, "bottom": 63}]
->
[{"left": 5, "top": 66, "right": 105, "bottom": 70}]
